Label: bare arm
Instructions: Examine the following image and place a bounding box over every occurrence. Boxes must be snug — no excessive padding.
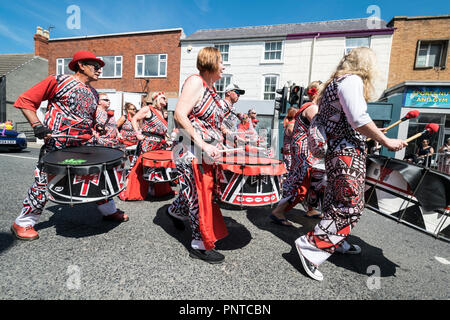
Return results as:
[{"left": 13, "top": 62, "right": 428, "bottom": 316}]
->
[
  {"left": 116, "top": 115, "right": 126, "bottom": 128},
  {"left": 174, "top": 76, "right": 219, "bottom": 157},
  {"left": 131, "top": 106, "right": 150, "bottom": 140},
  {"left": 356, "top": 121, "right": 407, "bottom": 152}
]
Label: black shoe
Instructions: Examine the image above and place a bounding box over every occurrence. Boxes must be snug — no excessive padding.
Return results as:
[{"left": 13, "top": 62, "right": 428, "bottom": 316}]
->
[
  {"left": 166, "top": 207, "right": 185, "bottom": 231},
  {"left": 189, "top": 248, "right": 225, "bottom": 264}
]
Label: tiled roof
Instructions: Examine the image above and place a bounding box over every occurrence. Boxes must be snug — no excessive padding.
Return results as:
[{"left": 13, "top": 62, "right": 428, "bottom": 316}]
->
[
  {"left": 182, "top": 18, "right": 389, "bottom": 41},
  {"left": 0, "top": 53, "right": 35, "bottom": 77}
]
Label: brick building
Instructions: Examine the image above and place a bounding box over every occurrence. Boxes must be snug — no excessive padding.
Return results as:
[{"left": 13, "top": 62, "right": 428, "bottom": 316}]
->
[
  {"left": 387, "top": 15, "right": 450, "bottom": 88},
  {"left": 34, "top": 26, "right": 185, "bottom": 100}
]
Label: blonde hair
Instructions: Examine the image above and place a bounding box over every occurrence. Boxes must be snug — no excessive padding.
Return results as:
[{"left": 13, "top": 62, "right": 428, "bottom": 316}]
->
[
  {"left": 197, "top": 47, "right": 222, "bottom": 73},
  {"left": 318, "top": 47, "right": 379, "bottom": 102}
]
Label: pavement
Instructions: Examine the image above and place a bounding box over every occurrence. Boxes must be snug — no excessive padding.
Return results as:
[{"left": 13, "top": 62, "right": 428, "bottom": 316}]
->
[{"left": 0, "top": 144, "right": 449, "bottom": 301}]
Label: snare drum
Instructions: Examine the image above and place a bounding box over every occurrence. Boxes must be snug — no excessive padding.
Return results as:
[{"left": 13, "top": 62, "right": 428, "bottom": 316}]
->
[
  {"left": 218, "top": 155, "right": 287, "bottom": 206},
  {"left": 42, "top": 146, "right": 126, "bottom": 205},
  {"left": 142, "top": 150, "right": 179, "bottom": 183}
]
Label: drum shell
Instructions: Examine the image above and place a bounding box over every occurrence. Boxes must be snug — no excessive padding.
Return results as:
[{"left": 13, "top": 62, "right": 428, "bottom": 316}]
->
[
  {"left": 142, "top": 150, "right": 179, "bottom": 183},
  {"left": 42, "top": 146, "right": 126, "bottom": 204},
  {"left": 218, "top": 156, "right": 285, "bottom": 207}
]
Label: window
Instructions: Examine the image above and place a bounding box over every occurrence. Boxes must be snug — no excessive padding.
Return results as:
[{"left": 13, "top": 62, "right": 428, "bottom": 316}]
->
[
  {"left": 214, "top": 44, "right": 229, "bottom": 63},
  {"left": 56, "top": 58, "right": 74, "bottom": 75},
  {"left": 264, "top": 41, "right": 282, "bottom": 61},
  {"left": 98, "top": 56, "right": 122, "bottom": 78},
  {"left": 263, "top": 75, "right": 279, "bottom": 100},
  {"left": 215, "top": 75, "right": 231, "bottom": 98},
  {"left": 345, "top": 37, "right": 371, "bottom": 54},
  {"left": 135, "top": 54, "right": 167, "bottom": 77},
  {"left": 415, "top": 40, "right": 448, "bottom": 69}
]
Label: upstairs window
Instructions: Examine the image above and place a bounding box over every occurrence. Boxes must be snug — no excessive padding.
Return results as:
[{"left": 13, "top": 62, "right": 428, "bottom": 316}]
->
[
  {"left": 135, "top": 54, "right": 167, "bottom": 77},
  {"left": 345, "top": 37, "right": 371, "bottom": 54},
  {"left": 264, "top": 41, "right": 282, "bottom": 61},
  {"left": 214, "top": 44, "right": 230, "bottom": 63},
  {"left": 56, "top": 58, "right": 73, "bottom": 75},
  {"left": 98, "top": 56, "right": 122, "bottom": 78},
  {"left": 415, "top": 40, "right": 448, "bottom": 69}
]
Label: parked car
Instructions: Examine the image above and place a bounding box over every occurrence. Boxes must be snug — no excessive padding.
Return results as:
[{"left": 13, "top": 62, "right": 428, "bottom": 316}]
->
[{"left": 0, "top": 128, "right": 27, "bottom": 152}]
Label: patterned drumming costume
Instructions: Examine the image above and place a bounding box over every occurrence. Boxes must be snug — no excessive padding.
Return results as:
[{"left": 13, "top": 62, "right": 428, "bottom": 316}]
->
[
  {"left": 138, "top": 107, "right": 168, "bottom": 153},
  {"left": 94, "top": 108, "right": 122, "bottom": 149},
  {"left": 169, "top": 74, "right": 228, "bottom": 250},
  {"left": 296, "top": 74, "right": 367, "bottom": 266},
  {"left": 119, "top": 114, "right": 138, "bottom": 145},
  {"left": 14, "top": 74, "right": 119, "bottom": 227},
  {"left": 282, "top": 119, "right": 295, "bottom": 172},
  {"left": 281, "top": 103, "right": 326, "bottom": 211}
]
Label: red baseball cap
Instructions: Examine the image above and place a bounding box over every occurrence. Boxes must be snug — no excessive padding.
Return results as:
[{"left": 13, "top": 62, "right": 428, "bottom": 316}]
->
[{"left": 68, "top": 50, "right": 105, "bottom": 71}]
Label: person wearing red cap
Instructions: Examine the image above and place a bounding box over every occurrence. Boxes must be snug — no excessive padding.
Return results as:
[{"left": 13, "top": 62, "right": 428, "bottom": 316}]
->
[{"left": 11, "top": 50, "right": 128, "bottom": 241}]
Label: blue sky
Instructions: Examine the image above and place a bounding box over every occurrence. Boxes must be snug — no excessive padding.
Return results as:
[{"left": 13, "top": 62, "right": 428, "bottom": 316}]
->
[{"left": 0, "top": 0, "right": 449, "bottom": 54}]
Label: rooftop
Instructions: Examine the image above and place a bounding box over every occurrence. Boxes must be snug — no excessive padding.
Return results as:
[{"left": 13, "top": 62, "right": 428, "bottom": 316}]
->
[
  {"left": 182, "top": 17, "right": 391, "bottom": 41},
  {"left": 0, "top": 53, "right": 36, "bottom": 77}
]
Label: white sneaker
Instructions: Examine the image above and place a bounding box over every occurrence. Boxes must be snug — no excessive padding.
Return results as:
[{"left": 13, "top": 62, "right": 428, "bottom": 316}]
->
[
  {"left": 336, "top": 241, "right": 361, "bottom": 255},
  {"left": 295, "top": 241, "right": 324, "bottom": 281}
]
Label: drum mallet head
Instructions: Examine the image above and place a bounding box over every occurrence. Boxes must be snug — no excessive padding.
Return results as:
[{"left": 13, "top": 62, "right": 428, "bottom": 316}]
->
[
  {"left": 404, "top": 110, "right": 419, "bottom": 120},
  {"left": 425, "top": 123, "right": 439, "bottom": 134},
  {"left": 107, "top": 110, "right": 115, "bottom": 118}
]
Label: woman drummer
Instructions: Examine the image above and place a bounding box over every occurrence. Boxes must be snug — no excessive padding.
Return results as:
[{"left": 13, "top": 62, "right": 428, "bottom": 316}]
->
[
  {"left": 295, "top": 47, "right": 407, "bottom": 281},
  {"left": 129, "top": 91, "right": 172, "bottom": 196},
  {"left": 167, "top": 47, "right": 228, "bottom": 264},
  {"left": 270, "top": 81, "right": 323, "bottom": 226},
  {"left": 117, "top": 102, "right": 138, "bottom": 146}
]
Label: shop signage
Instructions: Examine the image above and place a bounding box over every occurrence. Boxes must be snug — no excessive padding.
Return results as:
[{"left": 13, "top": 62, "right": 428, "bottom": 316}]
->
[{"left": 404, "top": 86, "right": 450, "bottom": 108}]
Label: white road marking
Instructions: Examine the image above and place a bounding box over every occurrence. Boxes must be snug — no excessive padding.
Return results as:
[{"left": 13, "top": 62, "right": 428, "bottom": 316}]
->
[
  {"left": 0, "top": 153, "right": 38, "bottom": 161},
  {"left": 435, "top": 256, "right": 450, "bottom": 265}
]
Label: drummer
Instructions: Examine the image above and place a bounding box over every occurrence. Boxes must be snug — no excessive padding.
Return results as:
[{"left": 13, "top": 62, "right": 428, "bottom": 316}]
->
[
  {"left": 132, "top": 92, "right": 170, "bottom": 154},
  {"left": 117, "top": 102, "right": 138, "bottom": 146},
  {"left": 93, "top": 93, "right": 122, "bottom": 148},
  {"left": 11, "top": 50, "right": 129, "bottom": 241},
  {"left": 270, "top": 81, "right": 324, "bottom": 225},
  {"left": 221, "top": 83, "right": 245, "bottom": 148},
  {"left": 130, "top": 91, "right": 172, "bottom": 196},
  {"left": 167, "top": 47, "right": 228, "bottom": 264}
]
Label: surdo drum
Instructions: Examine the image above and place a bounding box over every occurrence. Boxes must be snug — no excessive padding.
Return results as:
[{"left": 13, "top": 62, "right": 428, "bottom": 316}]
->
[
  {"left": 218, "top": 155, "right": 287, "bottom": 206},
  {"left": 142, "top": 150, "right": 179, "bottom": 183},
  {"left": 42, "top": 146, "right": 126, "bottom": 205}
]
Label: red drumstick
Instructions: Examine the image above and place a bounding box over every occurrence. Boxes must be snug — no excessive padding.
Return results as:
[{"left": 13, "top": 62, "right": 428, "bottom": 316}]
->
[
  {"left": 405, "top": 123, "right": 439, "bottom": 143},
  {"left": 51, "top": 133, "right": 93, "bottom": 140},
  {"left": 367, "top": 110, "right": 420, "bottom": 142}
]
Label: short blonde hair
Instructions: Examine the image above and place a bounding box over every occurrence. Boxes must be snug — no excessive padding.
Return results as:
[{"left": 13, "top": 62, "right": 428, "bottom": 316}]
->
[
  {"left": 318, "top": 47, "right": 379, "bottom": 102},
  {"left": 197, "top": 47, "right": 222, "bottom": 73}
]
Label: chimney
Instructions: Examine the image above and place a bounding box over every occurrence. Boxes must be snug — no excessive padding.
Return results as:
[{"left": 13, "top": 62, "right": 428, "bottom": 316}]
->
[{"left": 34, "top": 26, "right": 49, "bottom": 60}]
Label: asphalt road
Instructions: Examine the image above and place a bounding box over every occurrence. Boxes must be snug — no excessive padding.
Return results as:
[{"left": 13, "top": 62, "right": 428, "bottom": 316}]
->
[{"left": 0, "top": 144, "right": 448, "bottom": 301}]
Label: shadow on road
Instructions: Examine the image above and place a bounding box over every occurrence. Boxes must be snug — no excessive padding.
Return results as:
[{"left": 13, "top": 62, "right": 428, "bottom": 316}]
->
[
  {"left": 0, "top": 232, "right": 16, "bottom": 255},
  {"left": 153, "top": 204, "right": 252, "bottom": 252},
  {"left": 246, "top": 206, "right": 399, "bottom": 278},
  {"left": 35, "top": 203, "right": 121, "bottom": 238}
]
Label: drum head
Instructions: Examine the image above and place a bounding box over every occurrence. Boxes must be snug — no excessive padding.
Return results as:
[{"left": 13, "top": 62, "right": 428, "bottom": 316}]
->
[
  {"left": 218, "top": 155, "right": 286, "bottom": 176},
  {"left": 42, "top": 146, "right": 125, "bottom": 175}
]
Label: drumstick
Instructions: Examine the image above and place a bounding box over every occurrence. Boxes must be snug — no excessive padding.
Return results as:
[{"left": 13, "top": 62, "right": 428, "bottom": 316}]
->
[
  {"left": 405, "top": 123, "right": 439, "bottom": 143},
  {"left": 217, "top": 147, "right": 245, "bottom": 153},
  {"left": 367, "top": 110, "right": 419, "bottom": 142},
  {"left": 51, "top": 133, "right": 93, "bottom": 140}
]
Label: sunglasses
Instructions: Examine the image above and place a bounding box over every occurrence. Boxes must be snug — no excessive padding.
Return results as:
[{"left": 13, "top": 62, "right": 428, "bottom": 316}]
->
[
  {"left": 128, "top": 108, "right": 137, "bottom": 111},
  {"left": 84, "top": 63, "right": 102, "bottom": 71},
  {"left": 233, "top": 90, "right": 241, "bottom": 96},
  {"left": 100, "top": 98, "right": 110, "bottom": 102}
]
